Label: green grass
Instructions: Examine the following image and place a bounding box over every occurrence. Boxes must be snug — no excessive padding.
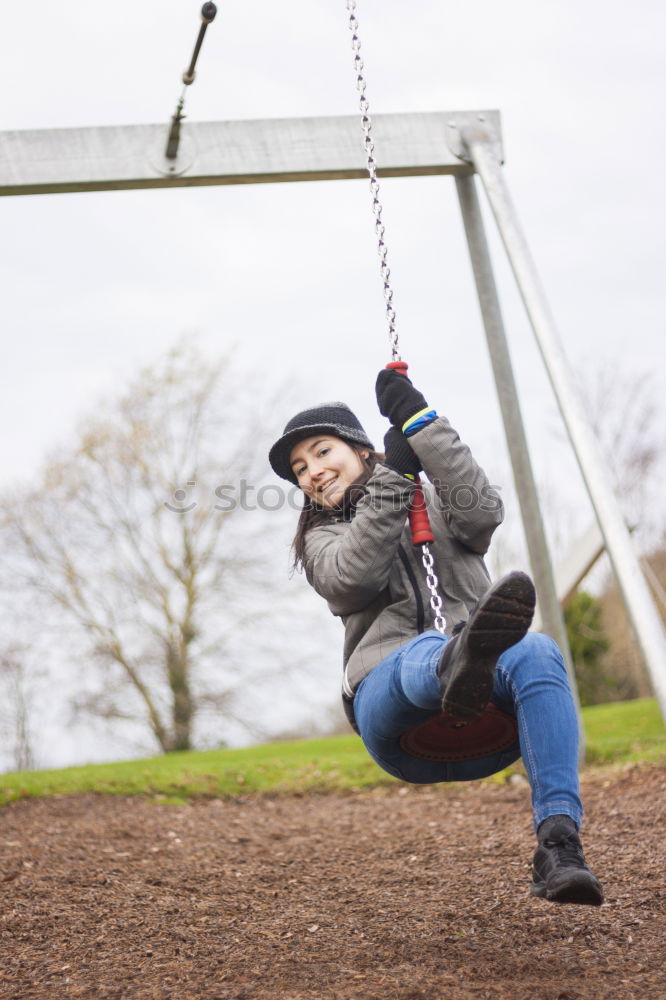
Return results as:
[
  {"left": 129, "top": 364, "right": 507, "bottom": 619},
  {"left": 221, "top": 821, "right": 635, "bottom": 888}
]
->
[
  {"left": 581, "top": 697, "right": 666, "bottom": 764},
  {"left": 0, "top": 734, "right": 393, "bottom": 807},
  {"left": 1, "top": 698, "right": 664, "bottom": 808}
]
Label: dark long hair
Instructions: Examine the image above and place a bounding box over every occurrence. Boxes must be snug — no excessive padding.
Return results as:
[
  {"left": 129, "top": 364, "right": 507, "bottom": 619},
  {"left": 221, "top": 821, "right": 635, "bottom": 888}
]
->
[{"left": 291, "top": 445, "right": 383, "bottom": 572}]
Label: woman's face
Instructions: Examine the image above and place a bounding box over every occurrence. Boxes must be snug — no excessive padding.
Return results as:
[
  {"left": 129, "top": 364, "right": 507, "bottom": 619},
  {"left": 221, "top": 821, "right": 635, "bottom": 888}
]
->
[{"left": 289, "top": 435, "right": 368, "bottom": 508}]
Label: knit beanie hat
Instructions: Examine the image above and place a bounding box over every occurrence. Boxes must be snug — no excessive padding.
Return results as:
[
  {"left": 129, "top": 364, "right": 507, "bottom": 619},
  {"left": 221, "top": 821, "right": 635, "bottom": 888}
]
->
[{"left": 269, "top": 402, "right": 375, "bottom": 484}]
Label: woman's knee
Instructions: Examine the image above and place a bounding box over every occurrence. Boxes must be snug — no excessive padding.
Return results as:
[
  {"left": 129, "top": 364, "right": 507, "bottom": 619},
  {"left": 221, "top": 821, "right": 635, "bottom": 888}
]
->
[
  {"left": 519, "top": 631, "right": 561, "bottom": 657},
  {"left": 499, "top": 630, "right": 566, "bottom": 678}
]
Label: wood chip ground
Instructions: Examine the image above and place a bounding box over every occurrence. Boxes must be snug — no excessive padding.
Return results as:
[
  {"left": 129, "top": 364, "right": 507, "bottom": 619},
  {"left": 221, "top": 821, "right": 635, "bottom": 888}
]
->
[{"left": 1, "top": 762, "right": 665, "bottom": 999}]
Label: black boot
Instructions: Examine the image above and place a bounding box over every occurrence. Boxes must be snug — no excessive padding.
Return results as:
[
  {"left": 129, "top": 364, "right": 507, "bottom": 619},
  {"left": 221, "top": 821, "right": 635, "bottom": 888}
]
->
[
  {"left": 531, "top": 815, "right": 604, "bottom": 906},
  {"left": 437, "top": 571, "right": 536, "bottom": 718}
]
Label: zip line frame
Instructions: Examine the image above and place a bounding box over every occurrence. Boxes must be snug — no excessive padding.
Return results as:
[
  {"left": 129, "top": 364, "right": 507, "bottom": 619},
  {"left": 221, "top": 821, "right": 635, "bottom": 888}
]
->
[{"left": 2, "top": 109, "right": 665, "bottom": 732}]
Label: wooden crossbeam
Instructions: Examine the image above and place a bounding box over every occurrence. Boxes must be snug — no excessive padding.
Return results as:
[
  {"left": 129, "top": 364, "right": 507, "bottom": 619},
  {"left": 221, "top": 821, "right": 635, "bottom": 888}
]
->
[{"left": 0, "top": 111, "right": 500, "bottom": 197}]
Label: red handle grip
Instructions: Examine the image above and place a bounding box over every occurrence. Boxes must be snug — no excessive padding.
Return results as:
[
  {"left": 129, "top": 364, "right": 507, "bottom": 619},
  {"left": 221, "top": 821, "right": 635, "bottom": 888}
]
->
[
  {"left": 386, "top": 360, "right": 409, "bottom": 376},
  {"left": 385, "top": 360, "right": 434, "bottom": 547},
  {"left": 409, "top": 484, "right": 434, "bottom": 545}
]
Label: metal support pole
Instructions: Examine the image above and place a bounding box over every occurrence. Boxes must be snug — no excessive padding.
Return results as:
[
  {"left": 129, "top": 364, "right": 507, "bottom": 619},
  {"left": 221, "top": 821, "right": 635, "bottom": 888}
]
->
[
  {"left": 165, "top": 2, "right": 218, "bottom": 161},
  {"left": 455, "top": 173, "right": 585, "bottom": 758},
  {"left": 183, "top": 2, "right": 218, "bottom": 85},
  {"left": 453, "top": 119, "right": 666, "bottom": 724}
]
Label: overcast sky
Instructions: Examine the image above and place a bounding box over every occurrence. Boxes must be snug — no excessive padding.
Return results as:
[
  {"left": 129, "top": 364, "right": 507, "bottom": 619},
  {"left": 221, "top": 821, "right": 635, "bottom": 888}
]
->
[
  {"left": 2, "top": 0, "right": 665, "bottom": 767},
  {"left": 3, "top": 0, "right": 665, "bottom": 481}
]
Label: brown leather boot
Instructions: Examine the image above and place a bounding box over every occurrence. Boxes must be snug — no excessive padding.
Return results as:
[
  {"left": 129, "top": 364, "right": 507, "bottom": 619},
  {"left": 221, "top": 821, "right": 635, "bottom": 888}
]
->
[{"left": 438, "top": 571, "right": 536, "bottom": 718}]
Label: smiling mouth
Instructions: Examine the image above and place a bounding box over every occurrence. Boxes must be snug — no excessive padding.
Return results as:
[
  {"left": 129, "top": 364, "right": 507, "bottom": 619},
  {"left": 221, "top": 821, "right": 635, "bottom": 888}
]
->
[{"left": 318, "top": 478, "right": 339, "bottom": 496}]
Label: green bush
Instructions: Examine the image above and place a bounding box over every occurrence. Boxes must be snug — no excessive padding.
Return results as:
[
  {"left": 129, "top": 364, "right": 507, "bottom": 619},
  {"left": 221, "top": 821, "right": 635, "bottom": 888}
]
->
[{"left": 565, "top": 590, "right": 610, "bottom": 705}]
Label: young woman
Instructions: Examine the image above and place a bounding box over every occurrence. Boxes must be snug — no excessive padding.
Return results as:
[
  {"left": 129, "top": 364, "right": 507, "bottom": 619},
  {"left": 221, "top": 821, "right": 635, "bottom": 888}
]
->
[{"left": 269, "top": 368, "right": 604, "bottom": 906}]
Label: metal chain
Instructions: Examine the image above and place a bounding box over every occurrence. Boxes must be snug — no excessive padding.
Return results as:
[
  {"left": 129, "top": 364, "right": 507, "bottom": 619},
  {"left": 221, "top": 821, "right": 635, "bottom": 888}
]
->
[
  {"left": 347, "top": 0, "right": 446, "bottom": 635},
  {"left": 422, "top": 543, "right": 446, "bottom": 633},
  {"left": 346, "top": 0, "right": 399, "bottom": 362}
]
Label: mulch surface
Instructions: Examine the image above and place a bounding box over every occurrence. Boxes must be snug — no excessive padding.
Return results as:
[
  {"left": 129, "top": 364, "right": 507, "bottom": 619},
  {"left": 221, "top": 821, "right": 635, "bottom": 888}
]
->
[{"left": 1, "top": 763, "right": 665, "bottom": 1000}]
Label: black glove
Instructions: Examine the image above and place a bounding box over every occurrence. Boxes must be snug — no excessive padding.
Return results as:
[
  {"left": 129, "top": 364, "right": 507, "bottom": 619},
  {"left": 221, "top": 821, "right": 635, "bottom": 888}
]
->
[
  {"left": 376, "top": 368, "right": 429, "bottom": 428},
  {"left": 383, "top": 427, "right": 422, "bottom": 478}
]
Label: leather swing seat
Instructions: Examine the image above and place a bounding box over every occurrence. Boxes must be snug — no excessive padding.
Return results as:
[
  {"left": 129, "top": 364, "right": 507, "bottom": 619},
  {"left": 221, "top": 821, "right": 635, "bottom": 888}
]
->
[{"left": 399, "top": 702, "right": 518, "bottom": 762}]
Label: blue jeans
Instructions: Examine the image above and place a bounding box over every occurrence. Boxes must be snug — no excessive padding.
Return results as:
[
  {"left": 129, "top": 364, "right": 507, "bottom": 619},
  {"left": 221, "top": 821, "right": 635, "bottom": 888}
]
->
[{"left": 353, "top": 630, "right": 583, "bottom": 831}]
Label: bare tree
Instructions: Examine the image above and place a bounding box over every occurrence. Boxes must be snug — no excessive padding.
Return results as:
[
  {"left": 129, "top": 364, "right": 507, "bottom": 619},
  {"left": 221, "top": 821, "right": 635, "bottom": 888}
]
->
[
  {"left": 595, "top": 537, "right": 666, "bottom": 701},
  {"left": 1, "top": 344, "right": 296, "bottom": 753},
  {"left": 0, "top": 644, "right": 37, "bottom": 771},
  {"left": 560, "top": 365, "right": 666, "bottom": 701},
  {"left": 578, "top": 363, "right": 664, "bottom": 544}
]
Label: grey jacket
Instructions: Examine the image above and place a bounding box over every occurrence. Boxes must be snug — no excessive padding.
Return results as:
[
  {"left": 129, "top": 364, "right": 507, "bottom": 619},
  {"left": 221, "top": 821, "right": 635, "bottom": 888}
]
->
[{"left": 302, "top": 416, "right": 504, "bottom": 695}]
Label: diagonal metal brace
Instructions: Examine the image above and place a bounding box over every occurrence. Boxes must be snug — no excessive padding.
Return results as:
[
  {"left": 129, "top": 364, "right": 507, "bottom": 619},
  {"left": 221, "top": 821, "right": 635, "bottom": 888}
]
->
[{"left": 451, "top": 113, "right": 666, "bottom": 725}]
